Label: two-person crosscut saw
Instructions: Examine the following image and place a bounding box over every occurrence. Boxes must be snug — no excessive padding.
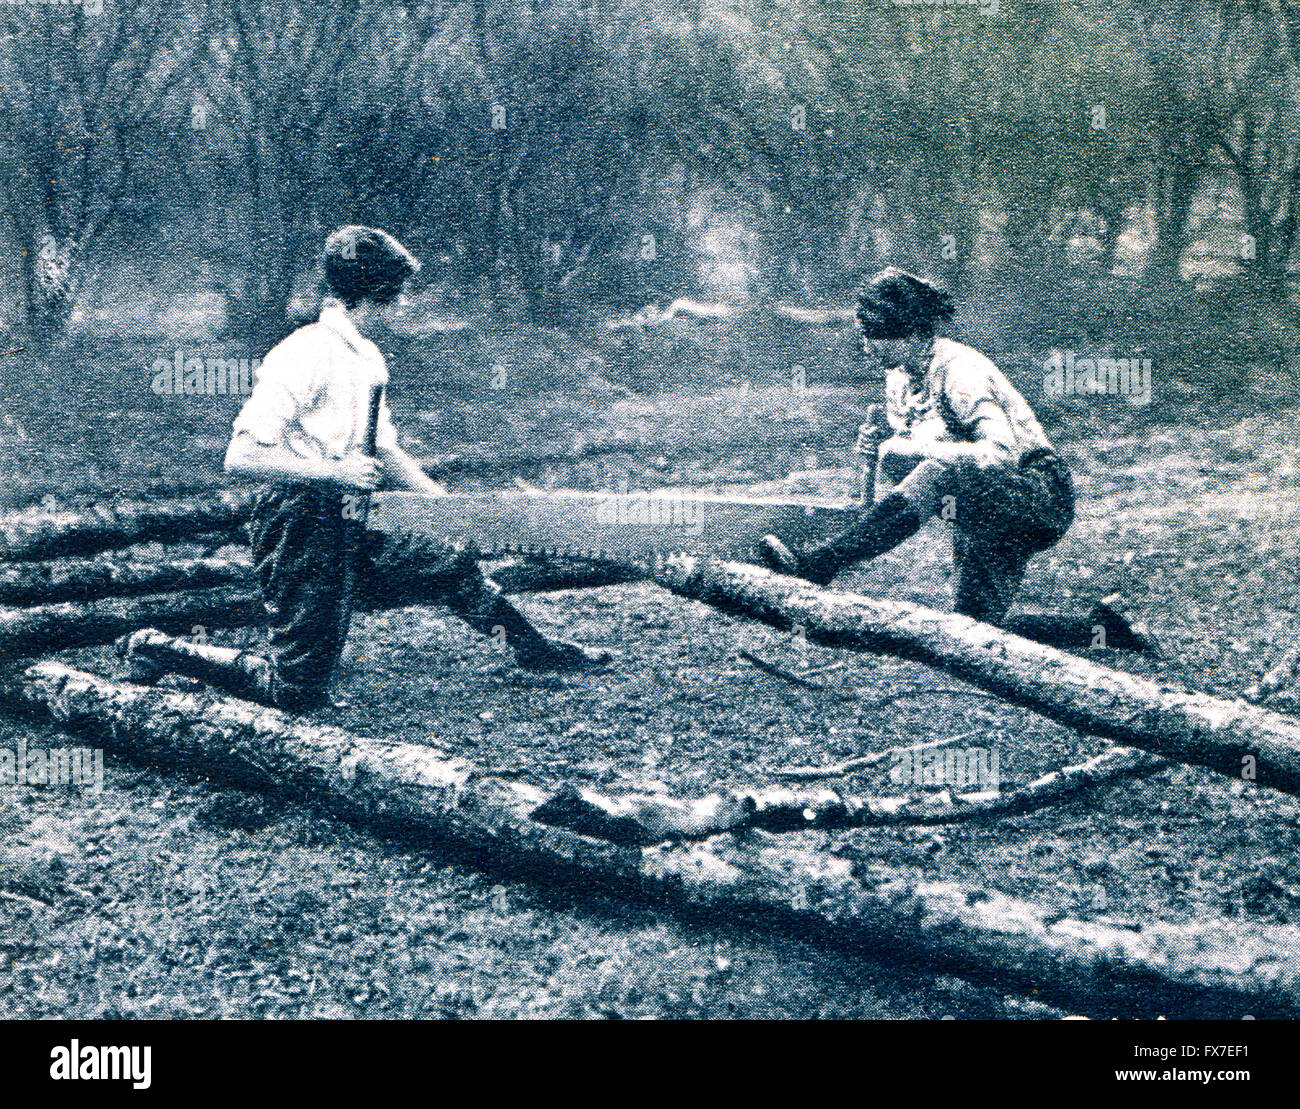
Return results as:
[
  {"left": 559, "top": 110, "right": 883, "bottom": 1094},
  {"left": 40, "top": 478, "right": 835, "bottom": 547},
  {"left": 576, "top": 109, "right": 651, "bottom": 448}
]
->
[{"left": 365, "top": 487, "right": 860, "bottom": 565}]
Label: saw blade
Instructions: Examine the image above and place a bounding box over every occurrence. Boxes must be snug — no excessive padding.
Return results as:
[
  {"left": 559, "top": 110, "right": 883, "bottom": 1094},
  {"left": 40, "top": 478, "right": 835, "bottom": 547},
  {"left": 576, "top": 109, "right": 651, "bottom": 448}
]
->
[{"left": 366, "top": 489, "right": 859, "bottom": 564}]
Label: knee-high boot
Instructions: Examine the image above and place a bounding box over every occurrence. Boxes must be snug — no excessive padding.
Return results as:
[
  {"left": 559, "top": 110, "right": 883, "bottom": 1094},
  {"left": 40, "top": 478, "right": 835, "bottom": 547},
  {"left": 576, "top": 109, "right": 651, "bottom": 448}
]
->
[
  {"left": 1002, "top": 601, "right": 1157, "bottom": 655},
  {"left": 117, "top": 628, "right": 285, "bottom": 706},
  {"left": 762, "top": 492, "right": 924, "bottom": 585},
  {"left": 442, "top": 571, "right": 614, "bottom": 672}
]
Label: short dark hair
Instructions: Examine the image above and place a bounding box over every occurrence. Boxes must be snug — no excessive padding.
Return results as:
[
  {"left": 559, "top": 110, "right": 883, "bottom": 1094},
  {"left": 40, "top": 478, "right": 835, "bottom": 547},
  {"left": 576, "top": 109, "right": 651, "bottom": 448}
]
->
[
  {"left": 855, "top": 267, "right": 955, "bottom": 339},
  {"left": 323, "top": 225, "right": 421, "bottom": 308}
]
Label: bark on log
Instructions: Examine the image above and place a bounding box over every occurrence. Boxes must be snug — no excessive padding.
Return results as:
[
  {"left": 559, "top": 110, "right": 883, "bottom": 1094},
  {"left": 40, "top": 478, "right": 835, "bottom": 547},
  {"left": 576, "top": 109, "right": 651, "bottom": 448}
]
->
[
  {"left": 12, "top": 661, "right": 1300, "bottom": 1020},
  {"left": 742, "top": 746, "right": 1165, "bottom": 832},
  {"left": 484, "top": 556, "right": 643, "bottom": 594},
  {"left": 0, "top": 544, "right": 634, "bottom": 612},
  {"left": 651, "top": 558, "right": 1300, "bottom": 795},
  {"left": 0, "top": 547, "right": 640, "bottom": 656},
  {"left": 532, "top": 747, "right": 1164, "bottom": 842},
  {"left": 0, "top": 587, "right": 263, "bottom": 658},
  {"left": 0, "top": 553, "right": 252, "bottom": 607},
  {"left": 0, "top": 491, "right": 254, "bottom": 562}
]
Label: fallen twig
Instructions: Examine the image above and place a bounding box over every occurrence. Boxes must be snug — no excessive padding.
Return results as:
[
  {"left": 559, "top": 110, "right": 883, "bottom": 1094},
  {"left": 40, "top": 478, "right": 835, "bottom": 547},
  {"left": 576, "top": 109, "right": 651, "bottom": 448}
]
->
[
  {"left": 770, "top": 731, "right": 982, "bottom": 781},
  {"left": 748, "top": 746, "right": 1166, "bottom": 831},
  {"left": 858, "top": 686, "right": 1002, "bottom": 710},
  {"left": 0, "top": 888, "right": 52, "bottom": 909},
  {"left": 738, "top": 648, "right": 840, "bottom": 690}
]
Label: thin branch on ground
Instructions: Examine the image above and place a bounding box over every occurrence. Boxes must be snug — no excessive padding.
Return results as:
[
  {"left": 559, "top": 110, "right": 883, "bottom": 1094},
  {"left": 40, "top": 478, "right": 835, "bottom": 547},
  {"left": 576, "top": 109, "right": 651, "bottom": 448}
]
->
[
  {"left": 738, "top": 648, "right": 843, "bottom": 690},
  {"left": 770, "top": 731, "right": 983, "bottom": 781},
  {"left": 859, "top": 686, "right": 1003, "bottom": 710}
]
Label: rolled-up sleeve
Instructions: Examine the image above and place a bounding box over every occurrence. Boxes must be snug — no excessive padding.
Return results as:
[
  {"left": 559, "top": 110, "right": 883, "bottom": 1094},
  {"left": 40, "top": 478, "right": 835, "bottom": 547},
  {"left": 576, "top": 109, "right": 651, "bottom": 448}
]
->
[
  {"left": 231, "top": 332, "right": 322, "bottom": 447},
  {"left": 883, "top": 370, "right": 912, "bottom": 435},
  {"left": 375, "top": 393, "right": 400, "bottom": 453}
]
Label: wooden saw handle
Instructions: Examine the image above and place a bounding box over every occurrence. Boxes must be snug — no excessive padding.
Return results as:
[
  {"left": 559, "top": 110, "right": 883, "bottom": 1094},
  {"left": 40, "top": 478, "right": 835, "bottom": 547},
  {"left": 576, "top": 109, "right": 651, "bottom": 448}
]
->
[{"left": 363, "top": 383, "right": 384, "bottom": 458}]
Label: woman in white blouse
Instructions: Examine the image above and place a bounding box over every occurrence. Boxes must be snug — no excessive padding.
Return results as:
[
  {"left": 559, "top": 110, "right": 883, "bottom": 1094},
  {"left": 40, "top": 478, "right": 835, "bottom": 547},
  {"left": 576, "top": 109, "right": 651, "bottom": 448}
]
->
[{"left": 762, "top": 267, "right": 1148, "bottom": 651}]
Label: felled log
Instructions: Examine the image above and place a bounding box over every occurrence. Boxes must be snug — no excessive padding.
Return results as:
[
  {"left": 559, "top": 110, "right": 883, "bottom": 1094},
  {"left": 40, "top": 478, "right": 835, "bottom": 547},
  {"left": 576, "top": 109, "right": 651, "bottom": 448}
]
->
[
  {"left": 0, "top": 553, "right": 251, "bottom": 607},
  {"left": 484, "top": 556, "right": 643, "bottom": 595},
  {"left": 743, "top": 746, "right": 1164, "bottom": 832},
  {"left": 652, "top": 558, "right": 1300, "bottom": 795},
  {"left": 0, "top": 587, "right": 263, "bottom": 658},
  {"left": 13, "top": 661, "right": 1300, "bottom": 1020},
  {"left": 0, "top": 543, "right": 643, "bottom": 657},
  {"left": 533, "top": 746, "right": 1164, "bottom": 843},
  {"left": 0, "top": 490, "right": 253, "bottom": 562}
]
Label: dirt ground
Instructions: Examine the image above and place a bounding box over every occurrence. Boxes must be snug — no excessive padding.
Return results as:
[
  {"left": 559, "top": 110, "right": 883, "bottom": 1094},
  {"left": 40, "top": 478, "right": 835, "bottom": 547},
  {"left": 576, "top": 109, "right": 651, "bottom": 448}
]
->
[{"left": 2, "top": 342, "right": 1298, "bottom": 1018}]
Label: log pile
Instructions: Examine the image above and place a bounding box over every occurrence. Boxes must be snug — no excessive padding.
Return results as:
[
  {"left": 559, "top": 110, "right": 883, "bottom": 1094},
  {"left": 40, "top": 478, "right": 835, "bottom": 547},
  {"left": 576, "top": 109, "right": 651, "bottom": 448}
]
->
[
  {"left": 3, "top": 489, "right": 1299, "bottom": 1018},
  {"left": 0, "top": 490, "right": 254, "bottom": 562},
  {"left": 0, "top": 492, "right": 637, "bottom": 657},
  {"left": 13, "top": 661, "right": 1299, "bottom": 1020}
]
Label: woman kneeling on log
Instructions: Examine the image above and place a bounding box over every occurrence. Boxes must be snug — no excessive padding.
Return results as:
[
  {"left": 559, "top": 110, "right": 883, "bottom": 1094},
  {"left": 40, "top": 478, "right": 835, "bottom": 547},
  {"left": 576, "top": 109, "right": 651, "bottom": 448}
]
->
[
  {"left": 120, "top": 225, "right": 612, "bottom": 711},
  {"left": 760, "top": 267, "right": 1150, "bottom": 653}
]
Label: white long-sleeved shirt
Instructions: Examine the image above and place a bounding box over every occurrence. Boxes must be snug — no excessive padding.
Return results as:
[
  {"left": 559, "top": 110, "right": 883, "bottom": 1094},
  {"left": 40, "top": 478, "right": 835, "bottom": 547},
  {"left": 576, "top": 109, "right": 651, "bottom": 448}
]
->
[
  {"left": 230, "top": 298, "right": 400, "bottom": 463},
  {"left": 883, "top": 337, "right": 1053, "bottom": 467}
]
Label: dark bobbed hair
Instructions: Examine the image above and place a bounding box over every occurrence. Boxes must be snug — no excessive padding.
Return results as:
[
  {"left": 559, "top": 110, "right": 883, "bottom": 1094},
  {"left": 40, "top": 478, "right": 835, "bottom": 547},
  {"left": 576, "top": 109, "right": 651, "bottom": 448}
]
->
[
  {"left": 855, "top": 266, "right": 955, "bottom": 339},
  {"left": 323, "top": 225, "right": 421, "bottom": 308}
]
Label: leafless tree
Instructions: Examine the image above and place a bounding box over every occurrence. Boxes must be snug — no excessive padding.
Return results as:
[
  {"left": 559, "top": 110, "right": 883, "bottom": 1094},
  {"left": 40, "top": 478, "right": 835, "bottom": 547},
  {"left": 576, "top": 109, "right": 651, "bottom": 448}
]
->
[{"left": 0, "top": 2, "right": 196, "bottom": 350}]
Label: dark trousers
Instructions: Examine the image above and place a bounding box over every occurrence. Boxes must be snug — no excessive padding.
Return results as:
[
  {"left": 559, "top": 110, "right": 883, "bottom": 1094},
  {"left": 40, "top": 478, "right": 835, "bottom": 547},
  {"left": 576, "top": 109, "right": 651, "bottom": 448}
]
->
[
  {"left": 948, "top": 448, "right": 1075, "bottom": 622},
  {"left": 248, "top": 484, "right": 496, "bottom": 709}
]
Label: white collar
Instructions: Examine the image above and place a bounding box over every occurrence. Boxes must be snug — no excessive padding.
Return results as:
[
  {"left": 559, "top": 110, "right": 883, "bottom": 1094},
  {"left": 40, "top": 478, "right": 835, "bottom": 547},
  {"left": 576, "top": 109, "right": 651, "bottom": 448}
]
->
[{"left": 318, "top": 297, "right": 373, "bottom": 356}]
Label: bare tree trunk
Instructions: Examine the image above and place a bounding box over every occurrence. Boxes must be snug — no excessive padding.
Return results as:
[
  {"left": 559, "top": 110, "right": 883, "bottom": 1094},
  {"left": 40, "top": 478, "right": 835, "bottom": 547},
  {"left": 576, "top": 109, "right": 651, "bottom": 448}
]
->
[
  {"left": 0, "top": 548, "right": 636, "bottom": 656},
  {"left": 12, "top": 661, "right": 1300, "bottom": 1020},
  {"left": 0, "top": 202, "right": 32, "bottom": 354},
  {"left": 651, "top": 559, "right": 1300, "bottom": 795},
  {"left": 0, "top": 586, "right": 261, "bottom": 657},
  {"left": 0, "top": 491, "right": 254, "bottom": 562},
  {"left": 0, "top": 553, "right": 251, "bottom": 607},
  {"left": 1143, "top": 158, "right": 1200, "bottom": 289}
]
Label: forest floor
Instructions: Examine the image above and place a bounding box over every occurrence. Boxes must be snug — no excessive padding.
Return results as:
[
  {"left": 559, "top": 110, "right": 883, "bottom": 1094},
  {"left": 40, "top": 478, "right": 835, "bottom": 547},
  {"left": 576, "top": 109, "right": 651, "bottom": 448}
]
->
[{"left": 1, "top": 333, "right": 1297, "bottom": 1018}]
